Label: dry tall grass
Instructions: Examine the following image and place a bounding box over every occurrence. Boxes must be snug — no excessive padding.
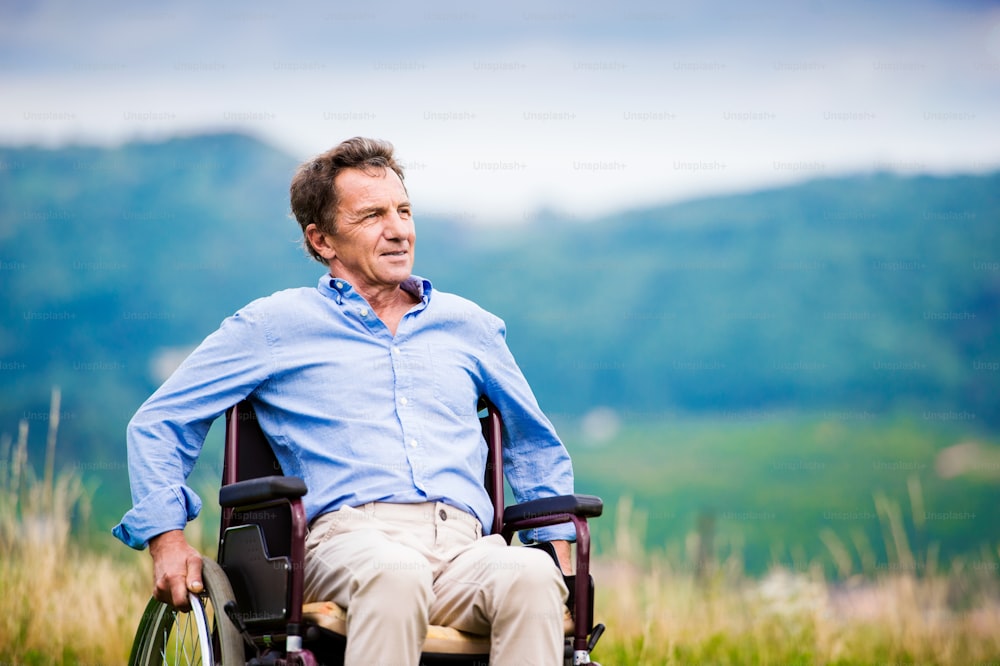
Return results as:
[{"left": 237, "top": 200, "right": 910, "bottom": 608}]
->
[
  {"left": 2, "top": 396, "right": 998, "bottom": 664},
  {"left": 593, "top": 497, "right": 1000, "bottom": 665},
  {"left": 0, "top": 389, "right": 148, "bottom": 664},
  {"left": 593, "top": 558, "right": 1000, "bottom": 664}
]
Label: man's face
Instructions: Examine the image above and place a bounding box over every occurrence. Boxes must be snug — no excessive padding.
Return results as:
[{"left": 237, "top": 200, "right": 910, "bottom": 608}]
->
[{"left": 322, "top": 167, "right": 415, "bottom": 293}]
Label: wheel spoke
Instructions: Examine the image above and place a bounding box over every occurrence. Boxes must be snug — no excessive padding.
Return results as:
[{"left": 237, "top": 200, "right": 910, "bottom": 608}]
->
[{"left": 129, "top": 559, "right": 243, "bottom": 666}]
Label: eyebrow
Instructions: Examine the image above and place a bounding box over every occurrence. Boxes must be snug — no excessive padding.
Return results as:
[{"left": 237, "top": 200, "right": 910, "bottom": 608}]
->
[
  {"left": 357, "top": 201, "right": 411, "bottom": 215},
  {"left": 344, "top": 197, "right": 412, "bottom": 223}
]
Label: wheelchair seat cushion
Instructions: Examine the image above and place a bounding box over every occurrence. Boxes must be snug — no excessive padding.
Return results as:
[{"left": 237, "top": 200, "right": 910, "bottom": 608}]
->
[{"left": 301, "top": 601, "right": 574, "bottom": 655}]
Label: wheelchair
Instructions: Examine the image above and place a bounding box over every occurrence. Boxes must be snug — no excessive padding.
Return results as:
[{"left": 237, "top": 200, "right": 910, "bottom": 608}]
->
[{"left": 128, "top": 399, "right": 606, "bottom": 665}]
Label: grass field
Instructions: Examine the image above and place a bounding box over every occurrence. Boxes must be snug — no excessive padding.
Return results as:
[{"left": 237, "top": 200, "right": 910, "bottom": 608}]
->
[
  {"left": 2, "top": 406, "right": 999, "bottom": 665},
  {"left": 567, "top": 410, "right": 1000, "bottom": 577},
  {"left": 590, "top": 499, "right": 1000, "bottom": 665}
]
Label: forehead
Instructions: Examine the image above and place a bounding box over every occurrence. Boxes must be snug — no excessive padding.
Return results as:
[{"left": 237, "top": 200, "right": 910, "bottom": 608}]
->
[{"left": 334, "top": 167, "right": 407, "bottom": 210}]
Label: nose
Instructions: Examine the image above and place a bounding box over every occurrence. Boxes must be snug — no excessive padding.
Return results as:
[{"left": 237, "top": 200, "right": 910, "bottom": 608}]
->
[{"left": 383, "top": 209, "right": 411, "bottom": 240}]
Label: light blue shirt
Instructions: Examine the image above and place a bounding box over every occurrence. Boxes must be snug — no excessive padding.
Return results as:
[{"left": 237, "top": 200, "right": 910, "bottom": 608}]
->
[{"left": 113, "top": 274, "right": 575, "bottom": 549}]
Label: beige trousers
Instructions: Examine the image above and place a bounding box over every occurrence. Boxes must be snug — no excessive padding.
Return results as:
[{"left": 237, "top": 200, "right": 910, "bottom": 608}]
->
[{"left": 303, "top": 501, "right": 568, "bottom": 666}]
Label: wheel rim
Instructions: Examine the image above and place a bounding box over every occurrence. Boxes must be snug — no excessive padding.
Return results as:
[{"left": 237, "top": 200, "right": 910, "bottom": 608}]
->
[
  {"left": 130, "top": 558, "right": 244, "bottom": 666},
  {"left": 189, "top": 592, "right": 215, "bottom": 662},
  {"left": 134, "top": 590, "right": 219, "bottom": 665},
  {"left": 165, "top": 592, "right": 214, "bottom": 664}
]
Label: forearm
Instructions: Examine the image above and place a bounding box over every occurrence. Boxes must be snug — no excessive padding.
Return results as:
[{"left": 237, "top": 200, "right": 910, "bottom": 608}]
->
[
  {"left": 483, "top": 338, "right": 577, "bottom": 543},
  {"left": 551, "top": 539, "right": 573, "bottom": 574}
]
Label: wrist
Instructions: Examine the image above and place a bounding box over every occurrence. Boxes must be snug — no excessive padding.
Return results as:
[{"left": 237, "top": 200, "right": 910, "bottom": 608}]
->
[{"left": 149, "top": 529, "right": 187, "bottom": 554}]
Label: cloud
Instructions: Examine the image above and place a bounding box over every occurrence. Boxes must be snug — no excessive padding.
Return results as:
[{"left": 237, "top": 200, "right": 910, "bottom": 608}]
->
[{"left": 2, "top": 0, "right": 998, "bottom": 223}]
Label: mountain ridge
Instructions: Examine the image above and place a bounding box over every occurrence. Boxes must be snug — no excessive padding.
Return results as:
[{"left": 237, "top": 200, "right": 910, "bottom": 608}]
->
[{"left": 1, "top": 132, "right": 997, "bottom": 550}]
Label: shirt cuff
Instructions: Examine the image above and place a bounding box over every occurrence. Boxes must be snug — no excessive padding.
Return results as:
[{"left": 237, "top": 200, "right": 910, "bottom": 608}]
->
[
  {"left": 518, "top": 522, "right": 577, "bottom": 545},
  {"left": 112, "top": 485, "right": 203, "bottom": 550}
]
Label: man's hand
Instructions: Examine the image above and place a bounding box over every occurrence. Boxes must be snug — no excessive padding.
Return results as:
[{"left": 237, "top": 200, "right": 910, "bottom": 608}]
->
[
  {"left": 148, "top": 530, "right": 204, "bottom": 611},
  {"left": 551, "top": 539, "right": 574, "bottom": 575}
]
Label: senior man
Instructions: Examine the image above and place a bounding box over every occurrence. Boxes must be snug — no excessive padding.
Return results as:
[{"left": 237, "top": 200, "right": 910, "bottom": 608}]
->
[{"left": 114, "top": 137, "right": 575, "bottom": 665}]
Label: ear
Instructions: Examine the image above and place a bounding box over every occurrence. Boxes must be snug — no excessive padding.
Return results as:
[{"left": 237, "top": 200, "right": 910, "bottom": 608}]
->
[{"left": 305, "top": 223, "right": 337, "bottom": 261}]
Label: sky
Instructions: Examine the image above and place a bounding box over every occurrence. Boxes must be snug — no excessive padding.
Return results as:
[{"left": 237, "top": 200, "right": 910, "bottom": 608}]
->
[{"left": 2, "top": 0, "right": 999, "bottom": 224}]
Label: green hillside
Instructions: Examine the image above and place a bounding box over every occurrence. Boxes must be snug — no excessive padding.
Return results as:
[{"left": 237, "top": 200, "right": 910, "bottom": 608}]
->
[
  {"left": 1, "top": 133, "right": 998, "bottom": 571},
  {"left": 430, "top": 174, "right": 1000, "bottom": 422},
  {"left": 567, "top": 412, "right": 1000, "bottom": 574},
  {"left": 1, "top": 133, "right": 311, "bottom": 466}
]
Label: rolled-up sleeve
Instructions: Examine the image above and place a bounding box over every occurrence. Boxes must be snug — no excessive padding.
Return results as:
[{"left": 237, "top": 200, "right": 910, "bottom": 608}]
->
[{"left": 112, "top": 306, "right": 273, "bottom": 549}]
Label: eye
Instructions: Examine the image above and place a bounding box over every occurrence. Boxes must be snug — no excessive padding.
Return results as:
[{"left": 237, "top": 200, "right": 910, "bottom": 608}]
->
[{"left": 399, "top": 207, "right": 412, "bottom": 218}]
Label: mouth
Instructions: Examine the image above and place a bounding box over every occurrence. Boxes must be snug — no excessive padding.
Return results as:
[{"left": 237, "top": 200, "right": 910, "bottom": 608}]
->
[{"left": 381, "top": 249, "right": 409, "bottom": 258}]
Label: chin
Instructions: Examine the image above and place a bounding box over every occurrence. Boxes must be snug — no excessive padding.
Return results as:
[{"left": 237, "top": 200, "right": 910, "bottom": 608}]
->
[{"left": 385, "top": 269, "right": 412, "bottom": 284}]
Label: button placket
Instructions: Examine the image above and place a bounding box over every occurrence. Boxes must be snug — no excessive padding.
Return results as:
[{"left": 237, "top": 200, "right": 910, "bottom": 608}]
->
[{"left": 392, "top": 339, "right": 426, "bottom": 488}]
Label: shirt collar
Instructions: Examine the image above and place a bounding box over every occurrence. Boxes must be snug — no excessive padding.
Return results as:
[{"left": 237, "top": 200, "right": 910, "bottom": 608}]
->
[
  {"left": 401, "top": 275, "right": 433, "bottom": 305},
  {"left": 317, "top": 274, "right": 433, "bottom": 306}
]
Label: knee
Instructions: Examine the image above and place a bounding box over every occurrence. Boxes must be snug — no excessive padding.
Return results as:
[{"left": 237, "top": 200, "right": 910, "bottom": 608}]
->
[
  {"left": 484, "top": 549, "right": 567, "bottom": 636},
  {"left": 501, "top": 548, "right": 568, "bottom": 606}
]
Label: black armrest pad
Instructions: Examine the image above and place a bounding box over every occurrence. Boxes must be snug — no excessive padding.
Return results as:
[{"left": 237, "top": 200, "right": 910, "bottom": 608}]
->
[
  {"left": 504, "top": 494, "right": 603, "bottom": 523},
  {"left": 219, "top": 475, "right": 307, "bottom": 507}
]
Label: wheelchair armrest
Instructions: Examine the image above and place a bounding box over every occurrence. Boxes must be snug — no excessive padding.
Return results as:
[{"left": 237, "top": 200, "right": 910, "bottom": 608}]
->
[
  {"left": 503, "top": 494, "right": 603, "bottom": 524},
  {"left": 219, "top": 475, "right": 307, "bottom": 508},
  {"left": 508, "top": 497, "right": 604, "bottom": 641}
]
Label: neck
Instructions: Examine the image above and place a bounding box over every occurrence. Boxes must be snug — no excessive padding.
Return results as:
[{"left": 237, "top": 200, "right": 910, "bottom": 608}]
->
[
  {"left": 362, "top": 284, "right": 411, "bottom": 315},
  {"left": 333, "top": 276, "right": 419, "bottom": 336}
]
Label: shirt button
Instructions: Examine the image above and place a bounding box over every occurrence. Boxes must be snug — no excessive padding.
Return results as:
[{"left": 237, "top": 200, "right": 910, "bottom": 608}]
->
[
  {"left": 409, "top": 439, "right": 418, "bottom": 448},
  {"left": 359, "top": 308, "right": 369, "bottom": 317},
  {"left": 392, "top": 347, "right": 400, "bottom": 355},
  {"left": 400, "top": 397, "right": 409, "bottom": 406},
  {"left": 335, "top": 281, "right": 344, "bottom": 289},
  {"left": 438, "top": 509, "right": 448, "bottom": 521}
]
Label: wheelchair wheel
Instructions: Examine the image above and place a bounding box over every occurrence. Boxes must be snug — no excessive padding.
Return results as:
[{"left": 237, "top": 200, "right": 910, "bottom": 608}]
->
[{"left": 129, "top": 557, "right": 245, "bottom": 666}]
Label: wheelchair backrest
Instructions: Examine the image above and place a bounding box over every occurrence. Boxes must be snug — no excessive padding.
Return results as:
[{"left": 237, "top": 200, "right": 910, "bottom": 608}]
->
[
  {"left": 220, "top": 402, "right": 293, "bottom": 559},
  {"left": 222, "top": 400, "right": 282, "bottom": 484},
  {"left": 221, "top": 398, "right": 506, "bottom": 536}
]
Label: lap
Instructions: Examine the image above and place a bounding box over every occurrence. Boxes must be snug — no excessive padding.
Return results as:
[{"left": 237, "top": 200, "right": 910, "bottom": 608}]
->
[
  {"left": 302, "top": 502, "right": 566, "bottom": 631},
  {"left": 303, "top": 505, "right": 433, "bottom": 606},
  {"left": 431, "top": 538, "right": 565, "bottom": 629}
]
